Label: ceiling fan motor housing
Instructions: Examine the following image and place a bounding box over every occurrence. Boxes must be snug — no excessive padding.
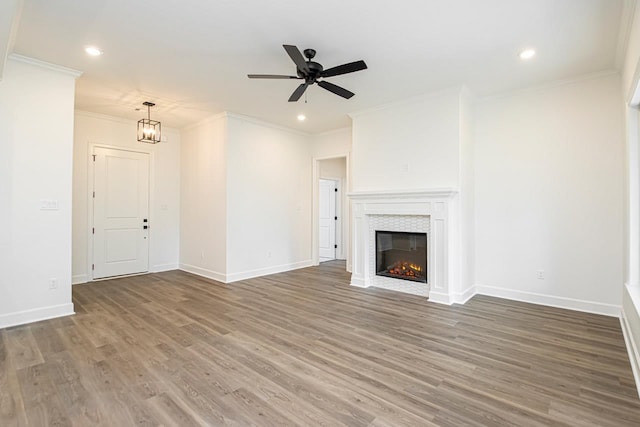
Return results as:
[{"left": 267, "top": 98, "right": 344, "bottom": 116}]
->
[{"left": 304, "top": 61, "right": 324, "bottom": 83}]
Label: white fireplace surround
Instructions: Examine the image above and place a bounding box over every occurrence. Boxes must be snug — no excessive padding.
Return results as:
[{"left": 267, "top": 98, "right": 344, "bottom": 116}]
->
[{"left": 349, "top": 188, "right": 463, "bottom": 305}]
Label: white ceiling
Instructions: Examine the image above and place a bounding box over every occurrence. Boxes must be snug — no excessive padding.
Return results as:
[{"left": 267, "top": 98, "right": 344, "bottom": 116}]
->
[{"left": 9, "top": 0, "right": 627, "bottom": 133}]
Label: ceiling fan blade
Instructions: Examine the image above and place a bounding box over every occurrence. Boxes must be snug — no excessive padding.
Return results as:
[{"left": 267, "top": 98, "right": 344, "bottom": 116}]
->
[
  {"left": 247, "top": 74, "right": 301, "bottom": 79},
  {"left": 288, "top": 83, "right": 309, "bottom": 102},
  {"left": 283, "top": 45, "right": 310, "bottom": 74},
  {"left": 317, "top": 80, "right": 355, "bottom": 99},
  {"left": 320, "top": 60, "right": 367, "bottom": 78}
]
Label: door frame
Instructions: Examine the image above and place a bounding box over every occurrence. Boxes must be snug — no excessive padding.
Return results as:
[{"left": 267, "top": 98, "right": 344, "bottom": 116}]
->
[
  {"left": 312, "top": 154, "right": 350, "bottom": 270},
  {"left": 87, "top": 143, "right": 155, "bottom": 281}
]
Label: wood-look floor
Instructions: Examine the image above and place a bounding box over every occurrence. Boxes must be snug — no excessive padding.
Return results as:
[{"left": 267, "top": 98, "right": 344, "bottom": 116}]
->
[{"left": 1, "top": 261, "right": 639, "bottom": 426}]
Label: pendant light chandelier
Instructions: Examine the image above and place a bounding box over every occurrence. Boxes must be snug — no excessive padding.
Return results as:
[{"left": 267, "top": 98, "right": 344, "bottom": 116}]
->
[{"left": 137, "top": 101, "right": 161, "bottom": 144}]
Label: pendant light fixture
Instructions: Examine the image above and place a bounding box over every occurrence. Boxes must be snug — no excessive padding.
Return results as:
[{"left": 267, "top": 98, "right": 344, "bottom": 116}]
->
[{"left": 137, "top": 101, "right": 161, "bottom": 144}]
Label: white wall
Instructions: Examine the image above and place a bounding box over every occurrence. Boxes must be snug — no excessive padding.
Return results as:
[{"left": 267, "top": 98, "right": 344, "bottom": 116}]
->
[
  {"left": 621, "top": 0, "right": 640, "bottom": 395},
  {"left": 311, "top": 127, "right": 352, "bottom": 159},
  {"left": 459, "top": 88, "right": 475, "bottom": 298},
  {"left": 179, "top": 115, "right": 227, "bottom": 281},
  {"left": 179, "top": 113, "right": 313, "bottom": 282},
  {"left": 0, "top": 56, "right": 78, "bottom": 328},
  {"left": 72, "top": 111, "right": 181, "bottom": 283},
  {"left": 225, "top": 115, "right": 312, "bottom": 281},
  {"left": 475, "top": 73, "right": 624, "bottom": 315},
  {"left": 319, "top": 157, "right": 346, "bottom": 180},
  {"left": 350, "top": 88, "right": 461, "bottom": 192}
]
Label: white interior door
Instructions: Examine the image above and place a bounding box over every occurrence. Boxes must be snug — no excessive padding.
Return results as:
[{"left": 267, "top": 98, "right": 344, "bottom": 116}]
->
[
  {"left": 319, "top": 179, "right": 337, "bottom": 261},
  {"left": 93, "top": 147, "right": 150, "bottom": 279}
]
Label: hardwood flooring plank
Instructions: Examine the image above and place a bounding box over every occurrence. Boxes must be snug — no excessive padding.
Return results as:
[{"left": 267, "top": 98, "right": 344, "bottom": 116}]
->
[
  {"left": 147, "top": 392, "right": 204, "bottom": 427},
  {"left": 4, "top": 326, "right": 44, "bottom": 370},
  {"left": 0, "top": 330, "right": 27, "bottom": 426},
  {"left": 17, "top": 363, "right": 72, "bottom": 427}
]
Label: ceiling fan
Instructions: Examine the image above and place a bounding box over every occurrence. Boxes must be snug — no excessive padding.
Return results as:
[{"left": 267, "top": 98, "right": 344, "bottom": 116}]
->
[{"left": 248, "top": 45, "right": 367, "bottom": 102}]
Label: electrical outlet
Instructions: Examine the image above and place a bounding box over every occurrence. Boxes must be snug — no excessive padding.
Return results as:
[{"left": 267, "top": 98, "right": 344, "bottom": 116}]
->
[
  {"left": 49, "top": 278, "right": 58, "bottom": 289},
  {"left": 267, "top": 251, "right": 272, "bottom": 258},
  {"left": 40, "top": 199, "right": 59, "bottom": 210},
  {"left": 200, "top": 251, "right": 205, "bottom": 259},
  {"left": 536, "top": 270, "right": 545, "bottom": 280}
]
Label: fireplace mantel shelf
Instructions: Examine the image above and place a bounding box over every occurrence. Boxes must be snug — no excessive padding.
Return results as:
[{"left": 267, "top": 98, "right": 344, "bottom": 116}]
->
[{"left": 348, "top": 188, "right": 459, "bottom": 200}]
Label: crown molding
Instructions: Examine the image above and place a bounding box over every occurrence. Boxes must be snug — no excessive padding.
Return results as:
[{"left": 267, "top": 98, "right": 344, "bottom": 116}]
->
[
  {"left": 9, "top": 53, "right": 82, "bottom": 78},
  {"left": 6, "top": 0, "right": 22, "bottom": 54},
  {"left": 348, "top": 85, "right": 463, "bottom": 119},
  {"left": 0, "top": 0, "right": 22, "bottom": 81},
  {"left": 616, "top": 0, "right": 637, "bottom": 70},
  {"left": 75, "top": 109, "right": 135, "bottom": 125},
  {"left": 477, "top": 69, "right": 620, "bottom": 104},
  {"left": 180, "top": 112, "right": 227, "bottom": 132},
  {"left": 74, "top": 109, "right": 180, "bottom": 133},
  {"left": 225, "top": 111, "right": 311, "bottom": 137},
  {"left": 175, "top": 111, "right": 311, "bottom": 137},
  {"left": 312, "top": 126, "right": 352, "bottom": 138}
]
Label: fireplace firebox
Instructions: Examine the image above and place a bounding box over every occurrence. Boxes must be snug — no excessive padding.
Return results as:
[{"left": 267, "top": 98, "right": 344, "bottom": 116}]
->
[{"left": 375, "top": 230, "right": 427, "bottom": 283}]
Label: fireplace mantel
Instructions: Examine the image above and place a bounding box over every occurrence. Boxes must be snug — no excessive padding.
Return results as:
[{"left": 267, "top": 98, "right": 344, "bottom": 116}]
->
[
  {"left": 348, "top": 188, "right": 458, "bottom": 201},
  {"left": 348, "top": 188, "right": 463, "bottom": 305}
]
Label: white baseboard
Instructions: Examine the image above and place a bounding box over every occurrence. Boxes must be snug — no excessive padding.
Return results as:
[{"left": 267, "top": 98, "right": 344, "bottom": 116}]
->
[
  {"left": 350, "top": 277, "right": 369, "bottom": 288},
  {"left": 475, "top": 284, "right": 621, "bottom": 317},
  {"left": 620, "top": 307, "right": 640, "bottom": 398},
  {"left": 73, "top": 263, "right": 178, "bottom": 285},
  {"left": 151, "top": 263, "right": 179, "bottom": 273},
  {"left": 180, "top": 260, "right": 313, "bottom": 284},
  {"left": 454, "top": 285, "right": 477, "bottom": 304},
  {"left": 225, "top": 260, "right": 313, "bottom": 283},
  {"left": 428, "top": 291, "right": 454, "bottom": 305},
  {"left": 72, "top": 274, "right": 88, "bottom": 285},
  {"left": 0, "top": 303, "right": 75, "bottom": 329},
  {"left": 179, "top": 263, "right": 226, "bottom": 283}
]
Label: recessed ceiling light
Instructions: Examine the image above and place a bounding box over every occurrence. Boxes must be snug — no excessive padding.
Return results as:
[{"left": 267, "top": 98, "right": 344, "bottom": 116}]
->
[
  {"left": 297, "top": 114, "right": 306, "bottom": 121},
  {"left": 519, "top": 49, "right": 536, "bottom": 60},
  {"left": 85, "top": 46, "right": 103, "bottom": 56}
]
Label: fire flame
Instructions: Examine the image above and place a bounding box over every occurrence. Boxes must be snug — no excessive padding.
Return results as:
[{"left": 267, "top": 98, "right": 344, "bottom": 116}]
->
[{"left": 387, "top": 261, "right": 424, "bottom": 278}]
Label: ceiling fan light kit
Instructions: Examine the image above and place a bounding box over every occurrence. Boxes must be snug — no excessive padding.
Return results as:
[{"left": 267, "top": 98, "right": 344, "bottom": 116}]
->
[
  {"left": 137, "top": 101, "right": 161, "bottom": 144},
  {"left": 248, "top": 44, "right": 367, "bottom": 102}
]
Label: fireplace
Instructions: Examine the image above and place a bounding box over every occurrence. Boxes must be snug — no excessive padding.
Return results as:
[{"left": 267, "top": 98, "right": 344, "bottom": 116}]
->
[
  {"left": 376, "top": 231, "right": 427, "bottom": 283},
  {"left": 350, "top": 189, "right": 460, "bottom": 302}
]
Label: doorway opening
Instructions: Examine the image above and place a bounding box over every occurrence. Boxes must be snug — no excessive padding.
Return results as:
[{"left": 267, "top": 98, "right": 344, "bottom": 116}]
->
[
  {"left": 319, "top": 178, "right": 339, "bottom": 262},
  {"left": 317, "top": 157, "right": 347, "bottom": 264}
]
